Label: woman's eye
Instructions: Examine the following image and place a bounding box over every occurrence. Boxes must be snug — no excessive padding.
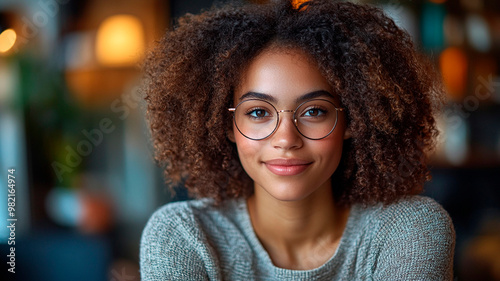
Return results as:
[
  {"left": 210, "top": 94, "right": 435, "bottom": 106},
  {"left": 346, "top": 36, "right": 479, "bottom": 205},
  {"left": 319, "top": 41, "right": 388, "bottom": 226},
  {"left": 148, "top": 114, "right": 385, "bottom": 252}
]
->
[
  {"left": 303, "top": 108, "right": 326, "bottom": 117},
  {"left": 247, "top": 109, "right": 270, "bottom": 118}
]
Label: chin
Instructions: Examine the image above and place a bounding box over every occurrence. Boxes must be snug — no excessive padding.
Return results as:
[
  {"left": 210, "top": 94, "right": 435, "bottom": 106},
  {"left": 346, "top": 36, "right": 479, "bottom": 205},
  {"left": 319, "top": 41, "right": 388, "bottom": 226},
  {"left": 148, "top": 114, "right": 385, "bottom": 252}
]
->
[{"left": 262, "top": 184, "right": 314, "bottom": 202}]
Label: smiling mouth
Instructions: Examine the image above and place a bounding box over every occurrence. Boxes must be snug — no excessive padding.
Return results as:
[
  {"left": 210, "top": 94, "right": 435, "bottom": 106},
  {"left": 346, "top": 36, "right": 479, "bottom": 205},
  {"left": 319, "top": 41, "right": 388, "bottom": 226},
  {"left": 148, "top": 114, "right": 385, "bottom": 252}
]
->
[{"left": 263, "top": 159, "right": 312, "bottom": 176}]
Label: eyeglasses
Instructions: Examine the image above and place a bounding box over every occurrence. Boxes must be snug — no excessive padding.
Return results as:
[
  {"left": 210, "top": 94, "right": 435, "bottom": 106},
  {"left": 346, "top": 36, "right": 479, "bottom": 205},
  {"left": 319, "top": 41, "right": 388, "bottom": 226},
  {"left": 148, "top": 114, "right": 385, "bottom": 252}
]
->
[{"left": 228, "top": 98, "right": 344, "bottom": 140}]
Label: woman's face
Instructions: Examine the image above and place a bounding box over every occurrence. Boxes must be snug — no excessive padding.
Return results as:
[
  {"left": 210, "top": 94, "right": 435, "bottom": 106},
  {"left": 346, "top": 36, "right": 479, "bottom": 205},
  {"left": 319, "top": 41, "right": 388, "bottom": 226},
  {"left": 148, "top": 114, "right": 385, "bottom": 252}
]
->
[{"left": 231, "top": 47, "right": 349, "bottom": 202}]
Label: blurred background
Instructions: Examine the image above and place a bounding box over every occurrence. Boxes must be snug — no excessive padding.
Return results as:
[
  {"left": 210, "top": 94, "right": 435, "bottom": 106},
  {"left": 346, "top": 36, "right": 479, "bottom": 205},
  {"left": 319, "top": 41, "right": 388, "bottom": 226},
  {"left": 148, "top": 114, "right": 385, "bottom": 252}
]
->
[{"left": 0, "top": 0, "right": 499, "bottom": 280}]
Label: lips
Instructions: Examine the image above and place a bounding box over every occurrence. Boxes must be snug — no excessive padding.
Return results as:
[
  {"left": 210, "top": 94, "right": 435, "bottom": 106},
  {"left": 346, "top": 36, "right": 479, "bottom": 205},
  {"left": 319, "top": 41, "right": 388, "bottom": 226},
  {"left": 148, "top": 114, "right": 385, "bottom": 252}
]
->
[{"left": 263, "top": 159, "right": 312, "bottom": 176}]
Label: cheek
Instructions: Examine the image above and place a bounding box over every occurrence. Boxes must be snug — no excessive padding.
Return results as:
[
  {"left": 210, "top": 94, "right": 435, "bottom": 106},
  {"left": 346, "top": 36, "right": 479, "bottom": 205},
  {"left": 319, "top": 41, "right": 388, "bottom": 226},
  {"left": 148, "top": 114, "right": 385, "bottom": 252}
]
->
[
  {"left": 234, "top": 133, "right": 261, "bottom": 166},
  {"left": 313, "top": 133, "right": 345, "bottom": 169},
  {"left": 317, "top": 139, "right": 343, "bottom": 158},
  {"left": 320, "top": 115, "right": 348, "bottom": 158},
  {"left": 234, "top": 135, "right": 263, "bottom": 182}
]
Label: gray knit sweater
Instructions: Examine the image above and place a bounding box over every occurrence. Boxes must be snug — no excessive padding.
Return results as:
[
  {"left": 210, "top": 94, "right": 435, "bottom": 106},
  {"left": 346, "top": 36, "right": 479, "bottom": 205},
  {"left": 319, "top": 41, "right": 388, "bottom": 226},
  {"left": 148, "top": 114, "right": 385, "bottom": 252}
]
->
[{"left": 140, "top": 196, "right": 455, "bottom": 280}]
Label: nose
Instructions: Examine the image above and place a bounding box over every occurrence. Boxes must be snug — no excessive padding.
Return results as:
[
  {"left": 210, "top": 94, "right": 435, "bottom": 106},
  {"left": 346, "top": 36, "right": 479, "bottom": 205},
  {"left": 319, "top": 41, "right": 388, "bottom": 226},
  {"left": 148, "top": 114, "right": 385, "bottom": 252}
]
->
[{"left": 270, "top": 112, "right": 303, "bottom": 150}]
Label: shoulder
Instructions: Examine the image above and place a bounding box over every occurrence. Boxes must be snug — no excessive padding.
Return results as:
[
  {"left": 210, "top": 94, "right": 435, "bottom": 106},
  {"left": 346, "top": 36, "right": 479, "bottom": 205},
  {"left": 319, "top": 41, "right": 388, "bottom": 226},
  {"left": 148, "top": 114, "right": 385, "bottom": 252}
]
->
[
  {"left": 357, "top": 196, "right": 456, "bottom": 280},
  {"left": 140, "top": 198, "right": 229, "bottom": 280},
  {"left": 141, "top": 198, "right": 235, "bottom": 251},
  {"left": 361, "top": 195, "right": 455, "bottom": 248},
  {"left": 375, "top": 195, "right": 454, "bottom": 231},
  {"left": 146, "top": 198, "right": 217, "bottom": 226},
  {"left": 144, "top": 198, "right": 243, "bottom": 232},
  {"left": 141, "top": 199, "right": 205, "bottom": 241}
]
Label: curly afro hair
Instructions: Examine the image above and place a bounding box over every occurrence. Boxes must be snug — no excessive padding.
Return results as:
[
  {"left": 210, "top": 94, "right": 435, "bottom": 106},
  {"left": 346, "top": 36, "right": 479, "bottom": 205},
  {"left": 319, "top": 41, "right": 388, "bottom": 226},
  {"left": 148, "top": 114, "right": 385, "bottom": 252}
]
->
[{"left": 142, "top": 0, "right": 444, "bottom": 206}]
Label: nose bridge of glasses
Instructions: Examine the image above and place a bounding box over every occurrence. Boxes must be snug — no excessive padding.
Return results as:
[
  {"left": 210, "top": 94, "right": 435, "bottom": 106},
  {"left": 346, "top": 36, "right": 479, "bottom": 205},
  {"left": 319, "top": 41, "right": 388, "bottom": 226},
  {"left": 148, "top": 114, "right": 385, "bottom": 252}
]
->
[
  {"left": 276, "top": 109, "right": 299, "bottom": 128},
  {"left": 277, "top": 109, "right": 296, "bottom": 120}
]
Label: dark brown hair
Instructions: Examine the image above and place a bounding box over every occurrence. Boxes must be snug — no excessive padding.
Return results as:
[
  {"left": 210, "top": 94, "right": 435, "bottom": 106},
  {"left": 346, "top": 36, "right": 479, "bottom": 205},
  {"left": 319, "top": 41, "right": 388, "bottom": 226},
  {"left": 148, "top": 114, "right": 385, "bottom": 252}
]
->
[{"left": 142, "top": 0, "right": 444, "bottom": 206}]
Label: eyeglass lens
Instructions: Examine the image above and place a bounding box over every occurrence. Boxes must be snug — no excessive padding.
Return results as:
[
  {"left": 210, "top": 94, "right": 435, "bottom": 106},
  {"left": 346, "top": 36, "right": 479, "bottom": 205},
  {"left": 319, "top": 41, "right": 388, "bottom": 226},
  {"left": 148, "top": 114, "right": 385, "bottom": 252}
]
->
[{"left": 233, "top": 99, "right": 339, "bottom": 140}]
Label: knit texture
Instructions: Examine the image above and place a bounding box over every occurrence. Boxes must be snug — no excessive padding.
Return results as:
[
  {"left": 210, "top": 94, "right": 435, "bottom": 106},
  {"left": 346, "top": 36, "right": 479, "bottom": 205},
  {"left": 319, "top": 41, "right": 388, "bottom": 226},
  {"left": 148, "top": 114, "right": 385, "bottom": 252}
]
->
[{"left": 140, "top": 196, "right": 455, "bottom": 280}]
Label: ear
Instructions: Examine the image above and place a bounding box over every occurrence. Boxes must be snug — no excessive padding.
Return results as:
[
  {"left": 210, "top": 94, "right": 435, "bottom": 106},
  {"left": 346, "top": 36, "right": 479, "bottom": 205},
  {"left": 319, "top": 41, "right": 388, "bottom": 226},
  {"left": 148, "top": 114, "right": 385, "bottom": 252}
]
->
[
  {"left": 343, "top": 127, "right": 352, "bottom": 140},
  {"left": 227, "top": 129, "right": 236, "bottom": 143}
]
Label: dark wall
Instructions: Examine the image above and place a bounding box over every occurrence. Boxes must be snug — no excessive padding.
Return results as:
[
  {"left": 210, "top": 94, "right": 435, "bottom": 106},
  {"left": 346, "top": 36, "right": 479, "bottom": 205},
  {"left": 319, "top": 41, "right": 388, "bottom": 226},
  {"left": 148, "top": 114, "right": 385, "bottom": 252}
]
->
[{"left": 170, "top": 0, "right": 218, "bottom": 18}]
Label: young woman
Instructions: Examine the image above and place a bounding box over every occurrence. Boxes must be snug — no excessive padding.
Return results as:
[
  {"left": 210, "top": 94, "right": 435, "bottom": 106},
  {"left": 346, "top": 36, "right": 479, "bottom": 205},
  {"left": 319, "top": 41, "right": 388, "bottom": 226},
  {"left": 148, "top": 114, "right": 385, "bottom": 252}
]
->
[{"left": 140, "top": 0, "right": 455, "bottom": 280}]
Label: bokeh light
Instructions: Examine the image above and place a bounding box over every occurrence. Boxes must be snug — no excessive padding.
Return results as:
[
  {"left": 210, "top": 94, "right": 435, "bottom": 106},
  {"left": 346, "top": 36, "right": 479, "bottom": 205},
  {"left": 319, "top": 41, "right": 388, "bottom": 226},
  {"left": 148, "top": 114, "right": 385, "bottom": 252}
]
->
[
  {"left": 439, "top": 47, "right": 468, "bottom": 100},
  {"left": 95, "top": 15, "right": 145, "bottom": 67},
  {"left": 0, "top": 28, "right": 17, "bottom": 53}
]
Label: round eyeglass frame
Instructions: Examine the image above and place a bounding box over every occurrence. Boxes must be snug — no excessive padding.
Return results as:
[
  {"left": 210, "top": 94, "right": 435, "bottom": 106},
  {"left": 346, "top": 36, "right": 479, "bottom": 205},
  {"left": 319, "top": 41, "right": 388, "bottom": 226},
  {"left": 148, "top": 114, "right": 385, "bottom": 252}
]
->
[{"left": 228, "top": 98, "right": 345, "bottom": 141}]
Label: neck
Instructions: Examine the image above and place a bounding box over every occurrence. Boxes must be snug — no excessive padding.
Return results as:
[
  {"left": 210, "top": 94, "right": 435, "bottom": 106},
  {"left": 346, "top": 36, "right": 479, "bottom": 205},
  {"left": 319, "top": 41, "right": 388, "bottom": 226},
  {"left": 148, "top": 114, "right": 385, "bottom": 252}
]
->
[{"left": 247, "top": 181, "right": 350, "bottom": 269}]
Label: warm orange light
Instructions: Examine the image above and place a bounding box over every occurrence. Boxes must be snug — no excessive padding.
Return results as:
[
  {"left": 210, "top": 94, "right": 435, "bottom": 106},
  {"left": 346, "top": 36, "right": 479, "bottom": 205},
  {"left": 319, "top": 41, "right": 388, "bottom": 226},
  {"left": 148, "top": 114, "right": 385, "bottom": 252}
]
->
[
  {"left": 95, "top": 15, "right": 145, "bottom": 67},
  {"left": 291, "top": 0, "right": 308, "bottom": 10},
  {"left": 439, "top": 47, "right": 468, "bottom": 100},
  {"left": 0, "top": 29, "right": 17, "bottom": 53}
]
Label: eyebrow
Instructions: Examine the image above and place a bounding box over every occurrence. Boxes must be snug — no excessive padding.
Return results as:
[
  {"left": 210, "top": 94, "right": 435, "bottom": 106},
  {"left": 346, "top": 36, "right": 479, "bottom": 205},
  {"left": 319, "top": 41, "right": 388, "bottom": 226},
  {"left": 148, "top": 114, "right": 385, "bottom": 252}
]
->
[
  {"left": 239, "top": 90, "right": 334, "bottom": 103},
  {"left": 296, "top": 90, "right": 334, "bottom": 103},
  {"left": 239, "top": 92, "right": 277, "bottom": 103}
]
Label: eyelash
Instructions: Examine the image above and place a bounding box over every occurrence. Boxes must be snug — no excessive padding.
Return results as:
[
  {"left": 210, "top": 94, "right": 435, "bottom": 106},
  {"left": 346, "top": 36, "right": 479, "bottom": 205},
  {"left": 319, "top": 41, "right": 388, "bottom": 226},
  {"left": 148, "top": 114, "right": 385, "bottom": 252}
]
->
[
  {"left": 245, "top": 107, "right": 272, "bottom": 119},
  {"left": 301, "top": 106, "right": 328, "bottom": 117}
]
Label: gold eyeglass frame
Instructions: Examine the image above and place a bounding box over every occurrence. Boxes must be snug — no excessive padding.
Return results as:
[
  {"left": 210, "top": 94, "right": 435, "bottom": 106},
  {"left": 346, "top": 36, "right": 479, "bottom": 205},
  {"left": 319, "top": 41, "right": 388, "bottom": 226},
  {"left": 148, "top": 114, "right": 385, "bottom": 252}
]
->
[{"left": 228, "top": 98, "right": 345, "bottom": 140}]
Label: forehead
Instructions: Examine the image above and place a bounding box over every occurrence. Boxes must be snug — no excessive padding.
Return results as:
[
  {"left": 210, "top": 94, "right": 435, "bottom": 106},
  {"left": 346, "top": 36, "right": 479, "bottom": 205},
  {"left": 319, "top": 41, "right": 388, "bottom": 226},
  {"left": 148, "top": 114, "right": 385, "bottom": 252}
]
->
[{"left": 235, "top": 48, "right": 334, "bottom": 105}]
